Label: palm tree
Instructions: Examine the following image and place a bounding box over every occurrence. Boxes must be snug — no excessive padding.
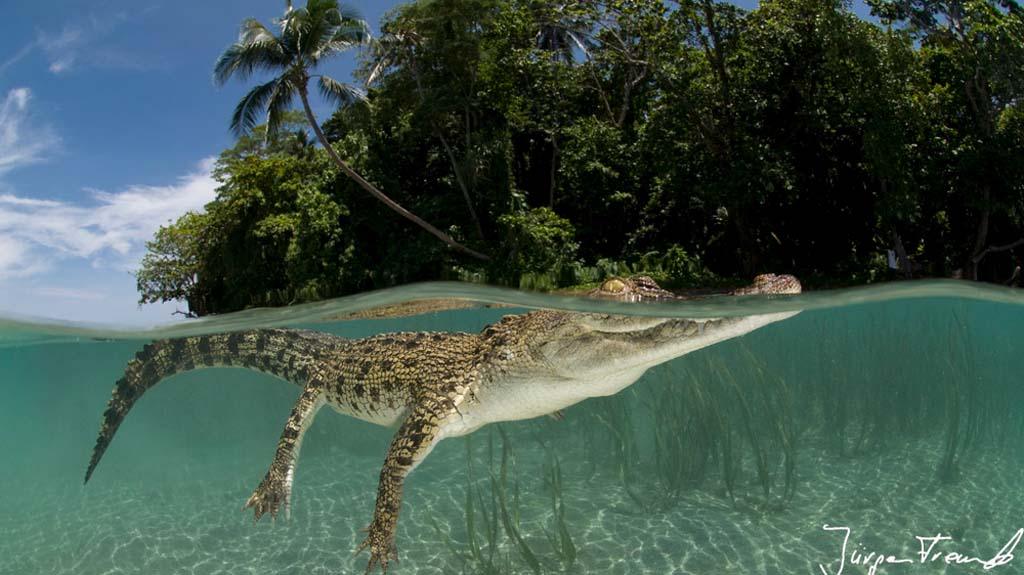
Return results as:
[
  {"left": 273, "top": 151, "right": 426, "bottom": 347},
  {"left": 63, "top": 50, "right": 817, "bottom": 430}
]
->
[
  {"left": 214, "top": 0, "right": 488, "bottom": 260},
  {"left": 530, "top": 2, "right": 593, "bottom": 64}
]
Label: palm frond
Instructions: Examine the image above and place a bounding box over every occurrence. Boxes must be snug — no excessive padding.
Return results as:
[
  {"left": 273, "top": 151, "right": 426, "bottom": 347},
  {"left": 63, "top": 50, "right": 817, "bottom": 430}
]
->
[
  {"left": 238, "top": 18, "right": 281, "bottom": 49},
  {"left": 214, "top": 19, "right": 290, "bottom": 86},
  {"left": 279, "top": 0, "right": 368, "bottom": 64},
  {"left": 314, "top": 20, "right": 370, "bottom": 63},
  {"left": 300, "top": 4, "right": 336, "bottom": 59},
  {"left": 306, "top": 0, "right": 344, "bottom": 21},
  {"left": 318, "top": 75, "right": 365, "bottom": 108},
  {"left": 265, "top": 78, "right": 297, "bottom": 141},
  {"left": 365, "top": 47, "right": 392, "bottom": 87},
  {"left": 335, "top": 2, "right": 363, "bottom": 23},
  {"left": 230, "top": 79, "right": 281, "bottom": 136},
  {"left": 280, "top": 6, "right": 308, "bottom": 53},
  {"left": 567, "top": 29, "right": 591, "bottom": 60},
  {"left": 364, "top": 31, "right": 418, "bottom": 86}
]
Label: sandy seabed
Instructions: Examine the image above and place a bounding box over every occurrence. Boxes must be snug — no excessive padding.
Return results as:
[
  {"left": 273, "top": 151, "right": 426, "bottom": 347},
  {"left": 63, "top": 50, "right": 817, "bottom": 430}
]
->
[{"left": 1, "top": 433, "right": 1019, "bottom": 575}]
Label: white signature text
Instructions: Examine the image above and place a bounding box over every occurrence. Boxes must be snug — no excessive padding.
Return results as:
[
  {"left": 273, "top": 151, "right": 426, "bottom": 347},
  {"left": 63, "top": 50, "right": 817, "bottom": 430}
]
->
[{"left": 818, "top": 525, "right": 1022, "bottom": 575}]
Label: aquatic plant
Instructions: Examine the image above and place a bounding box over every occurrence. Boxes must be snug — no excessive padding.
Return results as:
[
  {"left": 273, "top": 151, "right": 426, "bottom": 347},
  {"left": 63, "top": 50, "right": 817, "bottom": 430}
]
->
[
  {"left": 936, "top": 309, "right": 985, "bottom": 481},
  {"left": 542, "top": 451, "right": 576, "bottom": 571},
  {"left": 738, "top": 345, "right": 798, "bottom": 503},
  {"left": 706, "top": 349, "right": 797, "bottom": 509},
  {"left": 465, "top": 433, "right": 507, "bottom": 573},
  {"left": 576, "top": 340, "right": 802, "bottom": 514},
  {"left": 639, "top": 364, "right": 719, "bottom": 505},
  {"left": 493, "top": 426, "right": 542, "bottom": 574},
  {"left": 585, "top": 394, "right": 641, "bottom": 485},
  {"left": 791, "top": 302, "right": 1016, "bottom": 486},
  {"left": 442, "top": 426, "right": 554, "bottom": 574}
]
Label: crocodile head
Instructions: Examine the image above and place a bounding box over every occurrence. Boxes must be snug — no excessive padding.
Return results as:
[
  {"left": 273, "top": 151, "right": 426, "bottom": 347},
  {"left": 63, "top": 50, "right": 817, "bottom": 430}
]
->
[
  {"left": 590, "top": 272, "right": 802, "bottom": 300},
  {"left": 728, "top": 273, "right": 803, "bottom": 295},
  {"left": 479, "top": 274, "right": 802, "bottom": 405},
  {"left": 588, "top": 275, "right": 676, "bottom": 301}
]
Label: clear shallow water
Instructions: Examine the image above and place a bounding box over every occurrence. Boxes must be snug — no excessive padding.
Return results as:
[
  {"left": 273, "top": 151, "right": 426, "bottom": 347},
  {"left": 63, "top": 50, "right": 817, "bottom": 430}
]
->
[{"left": 1, "top": 281, "right": 1023, "bottom": 575}]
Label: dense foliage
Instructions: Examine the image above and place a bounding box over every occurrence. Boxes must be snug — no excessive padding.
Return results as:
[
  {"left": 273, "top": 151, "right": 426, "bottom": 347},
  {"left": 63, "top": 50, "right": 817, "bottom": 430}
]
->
[{"left": 138, "top": 0, "right": 1024, "bottom": 316}]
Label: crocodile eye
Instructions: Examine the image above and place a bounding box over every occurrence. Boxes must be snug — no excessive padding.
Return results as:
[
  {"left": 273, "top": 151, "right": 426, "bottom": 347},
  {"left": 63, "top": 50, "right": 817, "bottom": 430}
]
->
[{"left": 601, "top": 278, "right": 626, "bottom": 293}]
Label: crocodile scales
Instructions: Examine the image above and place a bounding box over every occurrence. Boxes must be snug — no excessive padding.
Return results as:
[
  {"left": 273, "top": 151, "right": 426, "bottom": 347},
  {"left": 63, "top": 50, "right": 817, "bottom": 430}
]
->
[{"left": 84, "top": 274, "right": 801, "bottom": 573}]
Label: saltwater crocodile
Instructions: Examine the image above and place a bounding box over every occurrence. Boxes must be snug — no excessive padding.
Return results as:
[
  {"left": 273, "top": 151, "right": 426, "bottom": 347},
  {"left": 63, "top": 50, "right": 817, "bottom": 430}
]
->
[{"left": 84, "top": 273, "right": 801, "bottom": 573}]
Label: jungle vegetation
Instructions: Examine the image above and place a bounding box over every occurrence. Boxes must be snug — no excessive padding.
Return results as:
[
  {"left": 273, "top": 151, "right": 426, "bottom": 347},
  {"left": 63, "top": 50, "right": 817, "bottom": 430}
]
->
[{"left": 136, "top": 0, "right": 1024, "bottom": 316}]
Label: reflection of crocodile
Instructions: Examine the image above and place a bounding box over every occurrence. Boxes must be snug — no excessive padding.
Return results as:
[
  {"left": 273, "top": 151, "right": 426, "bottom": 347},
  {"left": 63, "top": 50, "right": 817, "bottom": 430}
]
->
[{"left": 84, "top": 274, "right": 801, "bottom": 573}]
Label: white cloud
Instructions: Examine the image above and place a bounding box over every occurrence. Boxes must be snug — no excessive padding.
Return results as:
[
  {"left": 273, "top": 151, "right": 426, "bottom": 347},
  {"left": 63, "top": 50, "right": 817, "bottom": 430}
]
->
[
  {"left": 1, "top": 10, "right": 160, "bottom": 78},
  {"left": 0, "top": 88, "right": 59, "bottom": 175},
  {"left": 35, "top": 11, "right": 163, "bottom": 76},
  {"left": 0, "top": 42, "right": 35, "bottom": 75},
  {"left": 39, "top": 26, "right": 82, "bottom": 74},
  {"left": 34, "top": 286, "right": 106, "bottom": 301},
  {"left": 0, "top": 236, "right": 48, "bottom": 279},
  {"left": 0, "top": 157, "right": 218, "bottom": 280}
]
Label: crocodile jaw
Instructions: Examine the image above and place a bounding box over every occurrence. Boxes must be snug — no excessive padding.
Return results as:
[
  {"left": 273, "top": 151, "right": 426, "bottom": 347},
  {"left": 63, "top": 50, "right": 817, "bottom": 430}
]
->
[
  {"left": 608, "top": 310, "right": 800, "bottom": 375},
  {"left": 514, "top": 311, "right": 799, "bottom": 415}
]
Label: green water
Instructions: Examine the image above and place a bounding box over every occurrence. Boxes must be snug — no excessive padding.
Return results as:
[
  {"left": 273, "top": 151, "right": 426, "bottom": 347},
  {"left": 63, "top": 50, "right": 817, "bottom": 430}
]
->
[{"left": 1, "top": 280, "right": 1022, "bottom": 575}]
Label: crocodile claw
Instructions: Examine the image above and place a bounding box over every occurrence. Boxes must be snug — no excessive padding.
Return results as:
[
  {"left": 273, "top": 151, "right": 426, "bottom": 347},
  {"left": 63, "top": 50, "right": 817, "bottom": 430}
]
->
[
  {"left": 243, "top": 472, "right": 290, "bottom": 522},
  {"left": 355, "top": 521, "right": 398, "bottom": 574}
]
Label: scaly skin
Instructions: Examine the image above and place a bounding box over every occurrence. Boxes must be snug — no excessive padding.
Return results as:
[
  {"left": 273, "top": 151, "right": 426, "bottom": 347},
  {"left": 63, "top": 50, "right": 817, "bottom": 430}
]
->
[
  {"left": 587, "top": 274, "right": 676, "bottom": 301},
  {"left": 84, "top": 274, "right": 801, "bottom": 573}
]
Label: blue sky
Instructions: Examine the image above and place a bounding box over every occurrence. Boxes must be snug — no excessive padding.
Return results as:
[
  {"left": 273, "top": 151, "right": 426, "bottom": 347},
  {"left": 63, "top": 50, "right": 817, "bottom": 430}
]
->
[
  {"left": 0, "top": 0, "right": 397, "bottom": 326},
  {"left": 0, "top": 0, "right": 869, "bottom": 327}
]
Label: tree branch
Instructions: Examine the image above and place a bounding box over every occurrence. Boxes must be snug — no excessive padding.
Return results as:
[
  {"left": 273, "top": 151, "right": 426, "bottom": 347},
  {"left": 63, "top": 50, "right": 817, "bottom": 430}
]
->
[{"left": 972, "top": 237, "right": 1024, "bottom": 264}]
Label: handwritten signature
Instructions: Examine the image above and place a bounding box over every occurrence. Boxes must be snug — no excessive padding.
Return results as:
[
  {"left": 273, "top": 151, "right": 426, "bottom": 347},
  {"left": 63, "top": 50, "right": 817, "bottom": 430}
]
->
[{"left": 818, "top": 525, "right": 1022, "bottom": 575}]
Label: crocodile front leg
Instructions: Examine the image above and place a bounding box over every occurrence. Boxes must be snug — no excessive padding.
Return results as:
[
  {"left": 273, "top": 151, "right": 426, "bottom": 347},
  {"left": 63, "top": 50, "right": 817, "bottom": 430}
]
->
[
  {"left": 356, "top": 390, "right": 465, "bottom": 573},
  {"left": 245, "top": 383, "right": 326, "bottom": 521}
]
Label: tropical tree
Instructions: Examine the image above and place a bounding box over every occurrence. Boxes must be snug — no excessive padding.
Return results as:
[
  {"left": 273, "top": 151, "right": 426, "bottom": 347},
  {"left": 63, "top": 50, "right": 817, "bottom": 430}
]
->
[
  {"left": 214, "top": 0, "right": 489, "bottom": 260},
  {"left": 869, "top": 0, "right": 1024, "bottom": 278},
  {"left": 136, "top": 211, "right": 213, "bottom": 316}
]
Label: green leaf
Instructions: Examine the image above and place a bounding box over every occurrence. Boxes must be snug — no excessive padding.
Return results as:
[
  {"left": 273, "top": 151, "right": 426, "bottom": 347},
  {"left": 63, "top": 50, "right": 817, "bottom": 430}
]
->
[
  {"left": 318, "top": 75, "right": 365, "bottom": 108},
  {"left": 230, "top": 79, "right": 281, "bottom": 137}
]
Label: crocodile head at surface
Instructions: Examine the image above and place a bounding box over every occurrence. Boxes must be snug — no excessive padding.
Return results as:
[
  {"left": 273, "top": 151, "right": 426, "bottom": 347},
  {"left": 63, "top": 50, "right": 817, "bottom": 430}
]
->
[
  {"left": 590, "top": 272, "right": 802, "bottom": 300},
  {"left": 468, "top": 273, "right": 803, "bottom": 424},
  {"left": 587, "top": 274, "right": 677, "bottom": 301},
  {"left": 520, "top": 273, "right": 802, "bottom": 377}
]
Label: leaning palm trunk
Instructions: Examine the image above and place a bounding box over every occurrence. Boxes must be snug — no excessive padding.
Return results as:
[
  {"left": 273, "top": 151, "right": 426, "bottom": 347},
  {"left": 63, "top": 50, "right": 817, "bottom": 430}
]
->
[
  {"left": 296, "top": 86, "right": 488, "bottom": 260},
  {"left": 372, "top": 35, "right": 486, "bottom": 242}
]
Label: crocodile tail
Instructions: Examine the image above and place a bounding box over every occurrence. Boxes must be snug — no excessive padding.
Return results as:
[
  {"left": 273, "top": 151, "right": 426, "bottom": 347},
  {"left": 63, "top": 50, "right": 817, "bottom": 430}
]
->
[{"left": 83, "top": 328, "right": 339, "bottom": 484}]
